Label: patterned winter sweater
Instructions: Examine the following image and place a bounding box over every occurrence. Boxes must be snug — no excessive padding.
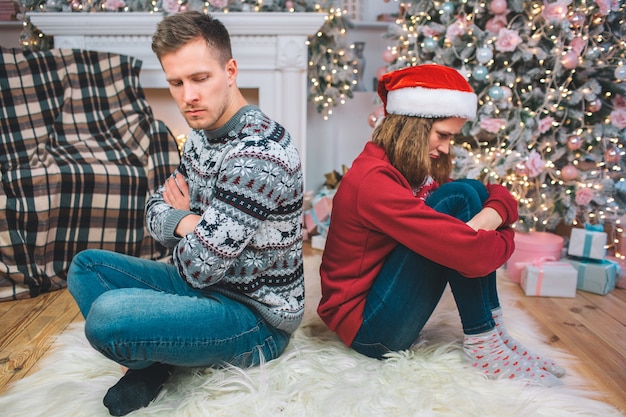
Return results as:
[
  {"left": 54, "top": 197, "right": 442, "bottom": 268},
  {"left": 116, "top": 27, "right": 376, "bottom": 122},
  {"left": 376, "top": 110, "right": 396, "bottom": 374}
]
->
[{"left": 146, "top": 105, "right": 304, "bottom": 333}]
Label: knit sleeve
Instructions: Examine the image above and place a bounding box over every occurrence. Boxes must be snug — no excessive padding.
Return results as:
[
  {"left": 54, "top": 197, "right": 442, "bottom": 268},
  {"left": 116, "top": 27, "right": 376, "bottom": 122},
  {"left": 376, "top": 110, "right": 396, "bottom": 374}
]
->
[
  {"left": 173, "top": 138, "right": 298, "bottom": 289},
  {"left": 145, "top": 169, "right": 192, "bottom": 249}
]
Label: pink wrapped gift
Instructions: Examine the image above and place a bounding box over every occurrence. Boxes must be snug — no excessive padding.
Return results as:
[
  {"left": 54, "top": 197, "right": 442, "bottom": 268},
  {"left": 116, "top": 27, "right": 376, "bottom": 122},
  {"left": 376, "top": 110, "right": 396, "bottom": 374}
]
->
[
  {"left": 505, "top": 231, "right": 564, "bottom": 283},
  {"left": 303, "top": 195, "right": 333, "bottom": 233},
  {"left": 520, "top": 260, "right": 577, "bottom": 298}
]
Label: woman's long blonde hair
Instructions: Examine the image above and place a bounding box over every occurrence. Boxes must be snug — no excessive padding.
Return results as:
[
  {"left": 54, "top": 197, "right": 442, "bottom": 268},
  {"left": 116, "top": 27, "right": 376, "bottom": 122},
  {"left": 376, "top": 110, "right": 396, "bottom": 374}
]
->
[{"left": 371, "top": 114, "right": 452, "bottom": 188}]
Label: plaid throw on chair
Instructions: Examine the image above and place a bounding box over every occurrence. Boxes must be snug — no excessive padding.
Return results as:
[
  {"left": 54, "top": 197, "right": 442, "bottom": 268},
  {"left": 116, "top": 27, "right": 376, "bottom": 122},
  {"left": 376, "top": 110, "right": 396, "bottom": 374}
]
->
[{"left": 0, "top": 47, "right": 180, "bottom": 301}]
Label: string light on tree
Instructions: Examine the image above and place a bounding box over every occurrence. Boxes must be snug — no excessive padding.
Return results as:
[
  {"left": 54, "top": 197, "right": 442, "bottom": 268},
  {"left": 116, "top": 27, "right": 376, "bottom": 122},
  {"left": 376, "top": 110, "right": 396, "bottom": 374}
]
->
[{"left": 382, "top": 0, "right": 626, "bottom": 241}]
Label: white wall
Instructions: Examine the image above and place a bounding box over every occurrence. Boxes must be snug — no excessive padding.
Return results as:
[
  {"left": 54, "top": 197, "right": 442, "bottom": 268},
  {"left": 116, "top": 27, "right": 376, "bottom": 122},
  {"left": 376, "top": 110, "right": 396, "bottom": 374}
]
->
[{"left": 0, "top": 3, "right": 398, "bottom": 192}]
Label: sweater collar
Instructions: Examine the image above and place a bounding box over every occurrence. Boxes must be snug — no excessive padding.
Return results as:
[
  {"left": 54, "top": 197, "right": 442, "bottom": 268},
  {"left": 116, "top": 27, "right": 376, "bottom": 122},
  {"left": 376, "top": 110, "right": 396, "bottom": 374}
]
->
[{"left": 202, "top": 105, "right": 259, "bottom": 142}]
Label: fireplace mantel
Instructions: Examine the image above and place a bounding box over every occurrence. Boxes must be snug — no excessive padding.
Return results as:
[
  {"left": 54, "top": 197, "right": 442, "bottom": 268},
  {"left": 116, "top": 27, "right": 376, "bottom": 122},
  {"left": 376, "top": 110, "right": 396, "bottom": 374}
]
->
[{"left": 28, "top": 12, "right": 326, "bottom": 184}]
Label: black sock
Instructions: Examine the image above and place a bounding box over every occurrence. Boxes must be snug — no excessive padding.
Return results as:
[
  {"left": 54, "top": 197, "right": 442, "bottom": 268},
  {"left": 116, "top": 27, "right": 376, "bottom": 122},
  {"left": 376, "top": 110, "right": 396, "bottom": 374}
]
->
[{"left": 103, "top": 363, "right": 174, "bottom": 416}]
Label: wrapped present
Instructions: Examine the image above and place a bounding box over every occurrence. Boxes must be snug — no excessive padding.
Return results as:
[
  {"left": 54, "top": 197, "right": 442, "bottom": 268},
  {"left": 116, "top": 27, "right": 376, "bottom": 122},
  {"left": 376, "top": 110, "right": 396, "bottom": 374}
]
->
[
  {"left": 565, "top": 257, "right": 618, "bottom": 295},
  {"left": 303, "top": 195, "right": 333, "bottom": 234},
  {"left": 520, "top": 261, "right": 577, "bottom": 298},
  {"left": 311, "top": 234, "right": 326, "bottom": 251},
  {"left": 606, "top": 256, "right": 625, "bottom": 289},
  {"left": 567, "top": 224, "right": 607, "bottom": 261},
  {"left": 505, "top": 231, "right": 564, "bottom": 283}
]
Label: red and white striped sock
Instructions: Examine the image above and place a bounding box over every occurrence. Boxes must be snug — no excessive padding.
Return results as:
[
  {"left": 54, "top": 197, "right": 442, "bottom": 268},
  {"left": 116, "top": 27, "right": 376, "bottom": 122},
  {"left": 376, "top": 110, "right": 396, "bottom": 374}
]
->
[
  {"left": 492, "top": 307, "right": 566, "bottom": 377},
  {"left": 463, "top": 328, "right": 562, "bottom": 387}
]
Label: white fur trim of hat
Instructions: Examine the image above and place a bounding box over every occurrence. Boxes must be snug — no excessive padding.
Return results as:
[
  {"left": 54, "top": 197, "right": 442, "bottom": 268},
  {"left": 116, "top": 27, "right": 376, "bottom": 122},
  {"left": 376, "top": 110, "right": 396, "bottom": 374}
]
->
[{"left": 378, "top": 64, "right": 477, "bottom": 120}]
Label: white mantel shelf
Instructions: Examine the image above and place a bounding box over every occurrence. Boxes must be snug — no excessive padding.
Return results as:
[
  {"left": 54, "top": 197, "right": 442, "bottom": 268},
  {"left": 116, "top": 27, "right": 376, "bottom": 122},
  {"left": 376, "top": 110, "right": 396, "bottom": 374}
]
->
[{"left": 27, "top": 12, "right": 326, "bottom": 183}]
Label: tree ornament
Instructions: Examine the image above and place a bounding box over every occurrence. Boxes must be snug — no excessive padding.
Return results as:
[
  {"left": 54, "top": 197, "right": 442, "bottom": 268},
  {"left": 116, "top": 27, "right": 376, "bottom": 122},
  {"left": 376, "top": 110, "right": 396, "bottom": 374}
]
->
[
  {"left": 440, "top": 2, "right": 455, "bottom": 14},
  {"left": 561, "top": 51, "right": 578, "bottom": 69},
  {"left": 382, "top": 49, "right": 396, "bottom": 64},
  {"left": 285, "top": 0, "right": 294, "bottom": 10},
  {"left": 488, "top": 85, "right": 504, "bottom": 100},
  {"left": 423, "top": 37, "right": 438, "bottom": 52},
  {"left": 605, "top": 147, "right": 621, "bottom": 164},
  {"left": 586, "top": 99, "right": 602, "bottom": 113},
  {"left": 489, "top": 0, "right": 507, "bottom": 15},
  {"left": 70, "top": 0, "right": 82, "bottom": 11},
  {"left": 472, "top": 65, "right": 489, "bottom": 81},
  {"left": 367, "top": 106, "right": 385, "bottom": 128},
  {"left": 561, "top": 165, "right": 579, "bottom": 181},
  {"left": 615, "top": 65, "right": 626, "bottom": 81},
  {"left": 476, "top": 46, "right": 493, "bottom": 64},
  {"left": 569, "top": 11, "right": 585, "bottom": 29},
  {"left": 500, "top": 86, "right": 512, "bottom": 101},
  {"left": 567, "top": 134, "right": 583, "bottom": 150}
]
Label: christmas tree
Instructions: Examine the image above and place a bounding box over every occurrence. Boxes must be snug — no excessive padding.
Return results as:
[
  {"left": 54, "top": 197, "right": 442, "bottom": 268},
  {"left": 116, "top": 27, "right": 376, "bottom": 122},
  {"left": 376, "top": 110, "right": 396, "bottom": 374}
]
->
[{"left": 381, "top": 0, "right": 626, "bottom": 243}]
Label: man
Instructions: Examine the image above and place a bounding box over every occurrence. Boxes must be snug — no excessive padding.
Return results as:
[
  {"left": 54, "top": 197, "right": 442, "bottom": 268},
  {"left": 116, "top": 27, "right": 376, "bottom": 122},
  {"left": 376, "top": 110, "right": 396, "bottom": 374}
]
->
[{"left": 67, "top": 11, "right": 304, "bottom": 416}]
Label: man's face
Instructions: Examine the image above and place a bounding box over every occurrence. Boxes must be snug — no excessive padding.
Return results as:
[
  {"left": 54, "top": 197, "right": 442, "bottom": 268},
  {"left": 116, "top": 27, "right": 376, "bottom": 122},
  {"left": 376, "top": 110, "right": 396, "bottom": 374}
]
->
[{"left": 160, "top": 37, "right": 237, "bottom": 131}]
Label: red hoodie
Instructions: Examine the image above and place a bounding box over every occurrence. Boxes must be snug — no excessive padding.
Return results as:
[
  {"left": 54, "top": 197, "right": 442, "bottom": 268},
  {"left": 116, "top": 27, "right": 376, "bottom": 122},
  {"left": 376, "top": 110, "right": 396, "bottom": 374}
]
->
[{"left": 317, "top": 142, "right": 518, "bottom": 346}]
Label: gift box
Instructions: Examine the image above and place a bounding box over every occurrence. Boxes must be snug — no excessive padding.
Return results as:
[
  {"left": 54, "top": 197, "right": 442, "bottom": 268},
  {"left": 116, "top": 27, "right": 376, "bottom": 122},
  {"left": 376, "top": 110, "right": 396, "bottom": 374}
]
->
[
  {"left": 606, "top": 256, "right": 625, "bottom": 289},
  {"left": 311, "top": 234, "right": 326, "bottom": 251},
  {"left": 564, "top": 258, "right": 618, "bottom": 295},
  {"left": 303, "top": 195, "right": 333, "bottom": 234},
  {"left": 520, "top": 261, "right": 577, "bottom": 297},
  {"left": 567, "top": 225, "right": 607, "bottom": 261},
  {"left": 505, "top": 231, "right": 564, "bottom": 283}
]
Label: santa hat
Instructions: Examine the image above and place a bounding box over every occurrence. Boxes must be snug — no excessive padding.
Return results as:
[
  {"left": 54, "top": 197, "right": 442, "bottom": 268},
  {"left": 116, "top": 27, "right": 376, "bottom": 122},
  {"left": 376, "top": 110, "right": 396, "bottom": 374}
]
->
[{"left": 378, "top": 64, "right": 477, "bottom": 120}]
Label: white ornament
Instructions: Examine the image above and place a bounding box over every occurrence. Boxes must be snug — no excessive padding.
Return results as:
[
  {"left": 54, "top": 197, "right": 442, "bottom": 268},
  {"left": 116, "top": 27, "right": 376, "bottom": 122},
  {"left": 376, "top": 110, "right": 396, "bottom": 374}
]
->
[{"left": 476, "top": 46, "right": 493, "bottom": 64}]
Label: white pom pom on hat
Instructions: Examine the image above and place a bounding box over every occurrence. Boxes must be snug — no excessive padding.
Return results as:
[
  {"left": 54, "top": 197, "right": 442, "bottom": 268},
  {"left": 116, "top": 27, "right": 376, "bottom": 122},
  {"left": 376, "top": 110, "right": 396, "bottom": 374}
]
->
[{"left": 377, "top": 64, "right": 477, "bottom": 120}]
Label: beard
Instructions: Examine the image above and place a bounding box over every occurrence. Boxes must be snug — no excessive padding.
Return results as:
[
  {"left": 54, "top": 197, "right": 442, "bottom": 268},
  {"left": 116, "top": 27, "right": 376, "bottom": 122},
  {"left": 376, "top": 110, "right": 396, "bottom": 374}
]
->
[{"left": 182, "top": 101, "right": 228, "bottom": 131}]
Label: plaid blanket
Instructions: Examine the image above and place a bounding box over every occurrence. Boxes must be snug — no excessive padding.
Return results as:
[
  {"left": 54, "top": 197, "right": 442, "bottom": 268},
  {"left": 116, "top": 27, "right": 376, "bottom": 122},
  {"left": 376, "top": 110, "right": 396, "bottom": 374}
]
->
[{"left": 0, "top": 47, "right": 180, "bottom": 301}]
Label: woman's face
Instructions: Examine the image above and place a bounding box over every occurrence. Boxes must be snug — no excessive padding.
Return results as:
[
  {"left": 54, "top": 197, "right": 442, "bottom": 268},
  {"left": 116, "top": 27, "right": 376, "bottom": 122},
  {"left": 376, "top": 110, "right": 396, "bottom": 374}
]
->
[{"left": 428, "top": 117, "right": 467, "bottom": 159}]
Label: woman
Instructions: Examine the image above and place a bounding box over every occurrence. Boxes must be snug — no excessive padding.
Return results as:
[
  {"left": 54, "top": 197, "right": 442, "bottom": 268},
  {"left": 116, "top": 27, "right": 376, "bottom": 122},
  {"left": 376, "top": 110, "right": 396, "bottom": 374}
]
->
[{"left": 317, "top": 64, "right": 564, "bottom": 386}]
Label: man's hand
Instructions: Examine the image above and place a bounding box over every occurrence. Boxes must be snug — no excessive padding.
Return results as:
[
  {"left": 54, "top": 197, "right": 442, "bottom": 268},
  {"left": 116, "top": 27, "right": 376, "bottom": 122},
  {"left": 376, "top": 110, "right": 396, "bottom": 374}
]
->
[{"left": 163, "top": 173, "right": 190, "bottom": 211}]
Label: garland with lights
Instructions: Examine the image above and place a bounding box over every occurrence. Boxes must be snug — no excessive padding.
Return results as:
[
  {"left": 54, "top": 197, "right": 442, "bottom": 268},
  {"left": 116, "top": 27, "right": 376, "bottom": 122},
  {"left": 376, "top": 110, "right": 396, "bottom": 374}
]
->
[
  {"left": 307, "top": 8, "right": 358, "bottom": 120},
  {"left": 16, "top": 0, "right": 357, "bottom": 118},
  {"left": 381, "top": 0, "right": 625, "bottom": 250}
]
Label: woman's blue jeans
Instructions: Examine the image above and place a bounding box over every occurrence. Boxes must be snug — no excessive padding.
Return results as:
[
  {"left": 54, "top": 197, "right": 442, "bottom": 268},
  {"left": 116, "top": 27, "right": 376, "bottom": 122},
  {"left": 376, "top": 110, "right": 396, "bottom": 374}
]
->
[
  {"left": 67, "top": 249, "right": 290, "bottom": 370},
  {"left": 351, "top": 179, "right": 500, "bottom": 358}
]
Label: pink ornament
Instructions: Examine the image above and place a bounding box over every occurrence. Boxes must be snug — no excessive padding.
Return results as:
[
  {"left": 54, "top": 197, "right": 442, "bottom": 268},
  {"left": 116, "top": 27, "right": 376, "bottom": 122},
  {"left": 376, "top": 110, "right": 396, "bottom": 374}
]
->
[
  {"left": 569, "top": 11, "right": 586, "bottom": 28},
  {"left": 382, "top": 49, "right": 396, "bottom": 64},
  {"left": 561, "top": 51, "right": 578, "bottom": 69},
  {"left": 586, "top": 99, "right": 602, "bottom": 113},
  {"left": 605, "top": 147, "right": 621, "bottom": 163},
  {"left": 567, "top": 134, "right": 583, "bottom": 150},
  {"left": 367, "top": 106, "right": 385, "bottom": 128},
  {"left": 515, "top": 162, "right": 528, "bottom": 176},
  {"left": 561, "top": 165, "right": 579, "bottom": 181},
  {"left": 500, "top": 86, "right": 512, "bottom": 100},
  {"left": 70, "top": 0, "right": 82, "bottom": 10},
  {"left": 376, "top": 66, "right": 388, "bottom": 80},
  {"left": 367, "top": 112, "right": 378, "bottom": 128},
  {"left": 285, "top": 0, "right": 294, "bottom": 9},
  {"left": 490, "top": 0, "right": 508, "bottom": 14}
]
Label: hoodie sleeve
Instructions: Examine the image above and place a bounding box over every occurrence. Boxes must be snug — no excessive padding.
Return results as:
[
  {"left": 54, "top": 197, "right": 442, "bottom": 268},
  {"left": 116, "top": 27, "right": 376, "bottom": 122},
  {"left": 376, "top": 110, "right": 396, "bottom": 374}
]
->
[{"left": 484, "top": 183, "right": 519, "bottom": 226}]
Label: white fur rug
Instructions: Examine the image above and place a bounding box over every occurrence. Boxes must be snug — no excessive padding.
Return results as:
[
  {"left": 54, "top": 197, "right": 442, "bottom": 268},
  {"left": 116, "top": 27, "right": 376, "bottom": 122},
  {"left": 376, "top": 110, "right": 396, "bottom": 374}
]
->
[{"left": 0, "top": 268, "right": 623, "bottom": 417}]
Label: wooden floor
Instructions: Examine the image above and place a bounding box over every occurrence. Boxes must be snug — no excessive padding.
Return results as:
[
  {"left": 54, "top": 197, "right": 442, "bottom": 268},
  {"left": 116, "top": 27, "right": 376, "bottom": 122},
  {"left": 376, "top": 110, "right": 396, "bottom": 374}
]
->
[{"left": 1, "top": 244, "right": 625, "bottom": 414}]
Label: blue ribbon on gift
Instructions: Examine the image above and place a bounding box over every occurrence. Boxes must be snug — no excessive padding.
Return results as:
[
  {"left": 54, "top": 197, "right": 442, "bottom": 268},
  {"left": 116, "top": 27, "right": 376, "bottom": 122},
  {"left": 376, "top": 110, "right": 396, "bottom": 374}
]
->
[{"left": 582, "top": 223, "right": 603, "bottom": 258}]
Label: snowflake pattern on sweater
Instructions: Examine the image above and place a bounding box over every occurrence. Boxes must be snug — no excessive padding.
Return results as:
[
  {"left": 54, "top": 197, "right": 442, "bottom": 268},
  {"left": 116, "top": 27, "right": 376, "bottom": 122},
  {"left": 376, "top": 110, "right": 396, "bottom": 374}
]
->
[{"left": 146, "top": 106, "right": 304, "bottom": 333}]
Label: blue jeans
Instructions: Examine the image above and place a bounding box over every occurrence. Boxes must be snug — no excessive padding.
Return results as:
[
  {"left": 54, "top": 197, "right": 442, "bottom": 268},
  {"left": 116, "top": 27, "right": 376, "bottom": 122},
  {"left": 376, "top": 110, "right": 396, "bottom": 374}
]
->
[
  {"left": 351, "top": 179, "right": 500, "bottom": 358},
  {"left": 67, "top": 249, "right": 290, "bottom": 370}
]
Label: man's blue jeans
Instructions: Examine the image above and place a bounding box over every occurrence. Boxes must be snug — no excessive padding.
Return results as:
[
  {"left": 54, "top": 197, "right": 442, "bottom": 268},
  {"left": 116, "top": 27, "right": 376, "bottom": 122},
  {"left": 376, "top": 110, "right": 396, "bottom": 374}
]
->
[
  {"left": 67, "top": 249, "right": 290, "bottom": 370},
  {"left": 351, "top": 179, "right": 501, "bottom": 358}
]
